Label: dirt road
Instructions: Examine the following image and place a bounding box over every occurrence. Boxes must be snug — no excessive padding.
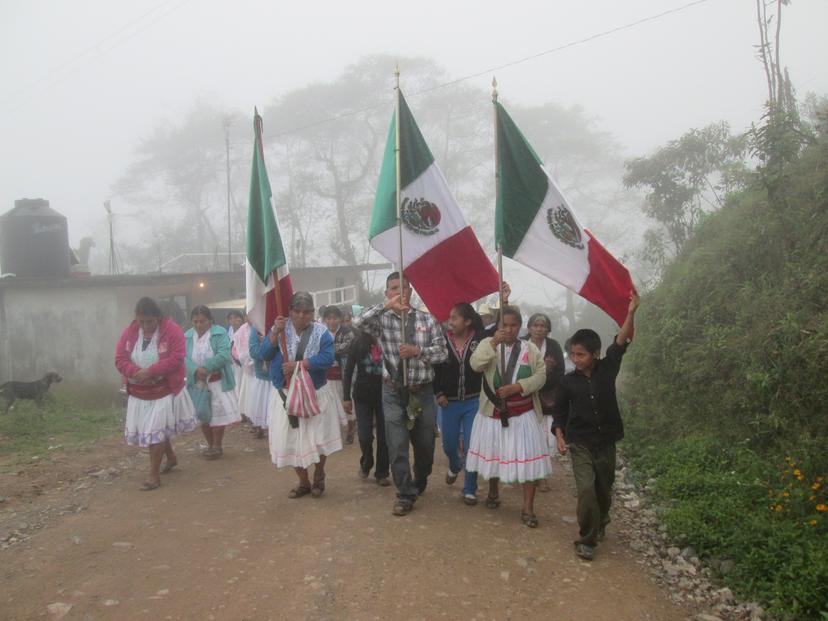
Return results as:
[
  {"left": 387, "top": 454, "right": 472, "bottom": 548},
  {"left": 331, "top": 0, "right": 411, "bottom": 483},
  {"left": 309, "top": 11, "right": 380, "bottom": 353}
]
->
[{"left": 1, "top": 425, "right": 690, "bottom": 620}]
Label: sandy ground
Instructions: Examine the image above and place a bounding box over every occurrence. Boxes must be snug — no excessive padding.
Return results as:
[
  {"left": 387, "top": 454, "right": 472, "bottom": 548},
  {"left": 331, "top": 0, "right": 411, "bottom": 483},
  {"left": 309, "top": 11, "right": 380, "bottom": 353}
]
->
[{"left": 0, "top": 424, "right": 691, "bottom": 621}]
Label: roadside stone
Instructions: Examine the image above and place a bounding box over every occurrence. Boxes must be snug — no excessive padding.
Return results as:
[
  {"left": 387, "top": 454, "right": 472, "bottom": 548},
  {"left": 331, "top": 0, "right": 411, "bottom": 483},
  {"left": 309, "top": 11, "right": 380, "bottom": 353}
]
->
[
  {"left": 680, "top": 545, "right": 697, "bottom": 560},
  {"left": 625, "top": 498, "right": 641, "bottom": 511},
  {"left": 103, "top": 600, "right": 119, "bottom": 607},
  {"left": 715, "top": 587, "right": 735, "bottom": 605},
  {"left": 112, "top": 541, "right": 134, "bottom": 549},
  {"left": 667, "top": 546, "right": 681, "bottom": 559},
  {"left": 46, "top": 602, "right": 73, "bottom": 618}
]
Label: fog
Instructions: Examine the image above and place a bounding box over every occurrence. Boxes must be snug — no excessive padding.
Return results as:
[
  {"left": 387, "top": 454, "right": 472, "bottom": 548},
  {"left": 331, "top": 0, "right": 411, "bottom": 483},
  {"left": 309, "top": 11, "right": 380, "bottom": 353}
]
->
[{"left": 1, "top": 0, "right": 827, "bottom": 307}]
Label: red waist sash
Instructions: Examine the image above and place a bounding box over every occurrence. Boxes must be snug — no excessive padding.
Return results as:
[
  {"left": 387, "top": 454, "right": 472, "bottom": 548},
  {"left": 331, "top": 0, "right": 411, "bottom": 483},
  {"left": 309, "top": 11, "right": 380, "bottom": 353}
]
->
[
  {"left": 326, "top": 366, "right": 342, "bottom": 381},
  {"left": 493, "top": 394, "right": 534, "bottom": 419},
  {"left": 208, "top": 371, "right": 222, "bottom": 383}
]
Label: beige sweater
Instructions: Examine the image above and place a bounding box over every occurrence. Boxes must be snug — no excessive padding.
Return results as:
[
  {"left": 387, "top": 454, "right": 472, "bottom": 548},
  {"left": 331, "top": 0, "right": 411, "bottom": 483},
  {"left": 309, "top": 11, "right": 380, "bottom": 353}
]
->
[{"left": 469, "top": 337, "right": 546, "bottom": 421}]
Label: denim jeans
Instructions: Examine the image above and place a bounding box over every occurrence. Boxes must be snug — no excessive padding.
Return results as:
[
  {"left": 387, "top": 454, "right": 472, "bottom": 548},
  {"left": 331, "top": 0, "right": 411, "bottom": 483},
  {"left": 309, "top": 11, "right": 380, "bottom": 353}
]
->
[
  {"left": 382, "top": 382, "right": 437, "bottom": 506},
  {"left": 355, "top": 397, "right": 389, "bottom": 479},
  {"left": 438, "top": 398, "right": 479, "bottom": 496}
]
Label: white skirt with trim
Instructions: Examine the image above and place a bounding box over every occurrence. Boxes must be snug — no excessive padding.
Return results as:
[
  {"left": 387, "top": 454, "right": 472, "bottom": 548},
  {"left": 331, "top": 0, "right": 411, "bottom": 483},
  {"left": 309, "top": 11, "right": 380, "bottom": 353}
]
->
[
  {"left": 245, "top": 376, "right": 271, "bottom": 429},
  {"left": 465, "top": 410, "right": 551, "bottom": 483},
  {"left": 321, "top": 379, "right": 349, "bottom": 425},
  {"left": 267, "top": 381, "right": 343, "bottom": 469},
  {"left": 125, "top": 389, "right": 198, "bottom": 447},
  {"left": 205, "top": 380, "right": 241, "bottom": 428}
]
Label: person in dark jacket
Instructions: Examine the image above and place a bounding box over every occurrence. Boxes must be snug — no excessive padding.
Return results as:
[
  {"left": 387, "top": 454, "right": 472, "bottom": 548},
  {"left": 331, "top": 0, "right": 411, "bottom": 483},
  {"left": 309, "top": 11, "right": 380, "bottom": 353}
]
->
[
  {"left": 553, "top": 292, "right": 639, "bottom": 561},
  {"left": 342, "top": 318, "right": 390, "bottom": 486},
  {"left": 433, "top": 303, "right": 487, "bottom": 505},
  {"left": 522, "top": 312, "right": 565, "bottom": 491}
]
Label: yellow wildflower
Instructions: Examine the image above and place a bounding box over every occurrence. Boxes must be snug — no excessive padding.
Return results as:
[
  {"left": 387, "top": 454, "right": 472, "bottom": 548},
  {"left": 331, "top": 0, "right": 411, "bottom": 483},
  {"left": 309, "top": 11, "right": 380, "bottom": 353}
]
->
[
  {"left": 817, "top": 504, "right": 827, "bottom": 512},
  {"left": 808, "top": 519, "right": 817, "bottom": 526},
  {"left": 812, "top": 482, "right": 822, "bottom": 491},
  {"left": 782, "top": 491, "right": 790, "bottom": 497},
  {"left": 794, "top": 469, "right": 802, "bottom": 476},
  {"left": 810, "top": 496, "right": 817, "bottom": 501},
  {"left": 774, "top": 504, "right": 783, "bottom": 512}
]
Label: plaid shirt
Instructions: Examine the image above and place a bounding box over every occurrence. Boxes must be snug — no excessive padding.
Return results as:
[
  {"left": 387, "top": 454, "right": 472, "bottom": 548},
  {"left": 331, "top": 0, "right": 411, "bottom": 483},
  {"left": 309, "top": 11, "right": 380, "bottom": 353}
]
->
[{"left": 358, "top": 304, "right": 447, "bottom": 386}]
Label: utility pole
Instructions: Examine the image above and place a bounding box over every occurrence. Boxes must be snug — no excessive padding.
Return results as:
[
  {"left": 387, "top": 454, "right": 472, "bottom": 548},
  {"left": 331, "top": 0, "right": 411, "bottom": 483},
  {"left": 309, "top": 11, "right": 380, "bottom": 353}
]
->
[
  {"left": 103, "top": 200, "right": 119, "bottom": 275},
  {"left": 224, "top": 115, "right": 232, "bottom": 271}
]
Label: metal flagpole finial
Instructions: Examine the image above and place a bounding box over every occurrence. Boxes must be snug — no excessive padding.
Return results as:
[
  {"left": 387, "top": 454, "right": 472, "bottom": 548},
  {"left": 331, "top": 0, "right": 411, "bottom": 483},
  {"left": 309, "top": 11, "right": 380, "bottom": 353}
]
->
[{"left": 492, "top": 77, "right": 498, "bottom": 103}]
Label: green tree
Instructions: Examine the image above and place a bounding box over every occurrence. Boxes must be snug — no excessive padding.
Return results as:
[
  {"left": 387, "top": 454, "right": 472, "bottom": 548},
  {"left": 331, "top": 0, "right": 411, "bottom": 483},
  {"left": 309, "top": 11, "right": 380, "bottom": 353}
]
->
[{"left": 623, "top": 122, "right": 748, "bottom": 263}]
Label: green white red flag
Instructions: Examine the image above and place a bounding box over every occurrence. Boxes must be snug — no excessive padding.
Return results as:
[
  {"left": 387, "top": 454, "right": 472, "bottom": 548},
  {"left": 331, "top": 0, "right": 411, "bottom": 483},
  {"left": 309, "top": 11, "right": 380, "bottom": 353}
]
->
[
  {"left": 370, "top": 91, "right": 499, "bottom": 321},
  {"left": 495, "top": 102, "right": 634, "bottom": 327},
  {"left": 245, "top": 110, "right": 293, "bottom": 335}
]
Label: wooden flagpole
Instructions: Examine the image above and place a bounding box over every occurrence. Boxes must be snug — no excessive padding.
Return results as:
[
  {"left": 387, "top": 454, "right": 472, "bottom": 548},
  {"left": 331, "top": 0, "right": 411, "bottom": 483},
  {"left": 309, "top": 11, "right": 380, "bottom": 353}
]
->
[
  {"left": 493, "top": 78, "right": 506, "bottom": 377},
  {"left": 395, "top": 64, "right": 408, "bottom": 387},
  {"left": 255, "top": 108, "right": 289, "bottom": 356}
]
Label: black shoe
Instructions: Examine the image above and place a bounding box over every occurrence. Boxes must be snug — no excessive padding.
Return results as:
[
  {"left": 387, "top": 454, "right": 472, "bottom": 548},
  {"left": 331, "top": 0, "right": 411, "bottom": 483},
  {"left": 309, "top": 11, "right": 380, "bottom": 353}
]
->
[
  {"left": 414, "top": 479, "right": 427, "bottom": 495},
  {"left": 376, "top": 477, "right": 391, "bottom": 487},
  {"left": 358, "top": 467, "right": 369, "bottom": 480},
  {"left": 575, "top": 543, "right": 594, "bottom": 561},
  {"left": 445, "top": 469, "right": 459, "bottom": 485},
  {"left": 392, "top": 501, "right": 412, "bottom": 516}
]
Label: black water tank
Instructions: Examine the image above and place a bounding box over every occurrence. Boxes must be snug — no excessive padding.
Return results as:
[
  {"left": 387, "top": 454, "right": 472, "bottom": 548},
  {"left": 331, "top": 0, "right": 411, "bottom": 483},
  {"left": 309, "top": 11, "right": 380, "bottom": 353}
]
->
[{"left": 0, "top": 199, "right": 71, "bottom": 278}]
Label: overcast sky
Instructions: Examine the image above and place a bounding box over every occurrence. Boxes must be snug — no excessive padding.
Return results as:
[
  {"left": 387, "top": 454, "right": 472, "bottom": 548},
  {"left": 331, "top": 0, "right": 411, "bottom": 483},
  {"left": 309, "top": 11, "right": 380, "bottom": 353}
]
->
[{"left": 2, "top": 0, "right": 826, "bottom": 255}]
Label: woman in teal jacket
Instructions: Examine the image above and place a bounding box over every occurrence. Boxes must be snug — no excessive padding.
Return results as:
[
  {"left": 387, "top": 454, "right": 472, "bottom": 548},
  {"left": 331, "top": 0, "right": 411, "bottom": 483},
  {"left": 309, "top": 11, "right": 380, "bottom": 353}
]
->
[{"left": 185, "top": 305, "right": 240, "bottom": 459}]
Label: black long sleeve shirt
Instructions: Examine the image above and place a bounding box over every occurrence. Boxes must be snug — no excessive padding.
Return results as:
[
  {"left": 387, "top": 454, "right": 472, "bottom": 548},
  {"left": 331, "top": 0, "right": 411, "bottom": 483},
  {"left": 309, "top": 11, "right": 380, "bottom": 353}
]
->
[{"left": 552, "top": 340, "right": 628, "bottom": 447}]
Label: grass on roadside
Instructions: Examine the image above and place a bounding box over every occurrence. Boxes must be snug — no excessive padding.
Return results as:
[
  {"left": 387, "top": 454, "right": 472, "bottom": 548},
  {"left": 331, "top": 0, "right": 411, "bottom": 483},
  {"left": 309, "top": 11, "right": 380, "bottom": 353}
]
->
[
  {"left": 623, "top": 427, "right": 828, "bottom": 621},
  {"left": 0, "top": 394, "right": 124, "bottom": 469}
]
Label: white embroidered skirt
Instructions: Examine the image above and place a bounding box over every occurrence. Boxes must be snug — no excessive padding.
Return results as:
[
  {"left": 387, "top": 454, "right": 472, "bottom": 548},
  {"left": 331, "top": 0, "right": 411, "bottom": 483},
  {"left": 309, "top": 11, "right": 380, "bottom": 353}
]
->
[
  {"left": 205, "top": 380, "right": 241, "bottom": 428},
  {"left": 465, "top": 410, "right": 551, "bottom": 483},
  {"left": 321, "top": 379, "right": 349, "bottom": 425},
  {"left": 267, "top": 381, "right": 343, "bottom": 469},
  {"left": 245, "top": 376, "right": 271, "bottom": 429},
  {"left": 237, "top": 371, "right": 249, "bottom": 415},
  {"left": 125, "top": 389, "right": 197, "bottom": 447}
]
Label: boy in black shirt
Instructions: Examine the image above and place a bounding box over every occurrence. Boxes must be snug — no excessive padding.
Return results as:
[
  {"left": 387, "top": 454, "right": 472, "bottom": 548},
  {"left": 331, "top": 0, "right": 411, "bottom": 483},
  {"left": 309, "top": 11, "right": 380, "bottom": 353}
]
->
[{"left": 553, "top": 293, "right": 639, "bottom": 561}]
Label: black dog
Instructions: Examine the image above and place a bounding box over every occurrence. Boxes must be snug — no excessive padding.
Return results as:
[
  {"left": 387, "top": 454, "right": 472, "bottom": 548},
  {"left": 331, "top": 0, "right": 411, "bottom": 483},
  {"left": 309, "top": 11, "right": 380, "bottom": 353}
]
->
[{"left": 0, "top": 372, "right": 63, "bottom": 414}]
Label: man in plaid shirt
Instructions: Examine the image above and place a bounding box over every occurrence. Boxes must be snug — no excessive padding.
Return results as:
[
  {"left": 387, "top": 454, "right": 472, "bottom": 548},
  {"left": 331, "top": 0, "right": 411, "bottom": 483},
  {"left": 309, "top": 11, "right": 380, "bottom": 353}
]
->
[{"left": 359, "top": 271, "right": 447, "bottom": 516}]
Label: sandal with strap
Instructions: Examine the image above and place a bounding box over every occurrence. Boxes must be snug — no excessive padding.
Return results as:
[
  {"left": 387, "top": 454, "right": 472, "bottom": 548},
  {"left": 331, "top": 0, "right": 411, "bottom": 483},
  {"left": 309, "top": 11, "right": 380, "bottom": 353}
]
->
[
  {"left": 521, "top": 511, "right": 539, "bottom": 528},
  {"left": 311, "top": 475, "right": 326, "bottom": 498},
  {"left": 161, "top": 460, "right": 178, "bottom": 474},
  {"left": 139, "top": 480, "right": 161, "bottom": 491},
  {"left": 288, "top": 485, "right": 312, "bottom": 499},
  {"left": 485, "top": 494, "right": 501, "bottom": 509}
]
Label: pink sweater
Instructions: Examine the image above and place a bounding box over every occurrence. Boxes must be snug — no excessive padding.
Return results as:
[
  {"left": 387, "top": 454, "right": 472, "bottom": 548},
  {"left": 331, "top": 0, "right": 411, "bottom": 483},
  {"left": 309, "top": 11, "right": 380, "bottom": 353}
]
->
[{"left": 115, "top": 317, "right": 187, "bottom": 395}]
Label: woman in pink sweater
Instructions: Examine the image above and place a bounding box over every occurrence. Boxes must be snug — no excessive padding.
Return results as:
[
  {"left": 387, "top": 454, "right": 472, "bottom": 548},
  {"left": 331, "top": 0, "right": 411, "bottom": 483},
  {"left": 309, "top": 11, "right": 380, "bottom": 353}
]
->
[{"left": 115, "top": 297, "right": 196, "bottom": 490}]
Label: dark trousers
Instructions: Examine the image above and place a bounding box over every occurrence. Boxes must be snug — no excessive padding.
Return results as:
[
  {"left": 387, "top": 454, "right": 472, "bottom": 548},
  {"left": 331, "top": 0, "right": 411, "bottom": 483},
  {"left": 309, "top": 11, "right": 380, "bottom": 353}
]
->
[
  {"left": 382, "top": 383, "right": 437, "bottom": 506},
  {"left": 569, "top": 442, "right": 616, "bottom": 547},
  {"left": 355, "top": 397, "right": 389, "bottom": 479}
]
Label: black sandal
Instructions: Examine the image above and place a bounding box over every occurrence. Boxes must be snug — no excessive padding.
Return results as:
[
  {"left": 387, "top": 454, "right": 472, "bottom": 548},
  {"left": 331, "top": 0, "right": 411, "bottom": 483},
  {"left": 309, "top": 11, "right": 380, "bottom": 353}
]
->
[
  {"left": 288, "top": 486, "right": 312, "bottom": 499},
  {"left": 521, "top": 511, "right": 539, "bottom": 528},
  {"left": 485, "top": 494, "right": 501, "bottom": 509}
]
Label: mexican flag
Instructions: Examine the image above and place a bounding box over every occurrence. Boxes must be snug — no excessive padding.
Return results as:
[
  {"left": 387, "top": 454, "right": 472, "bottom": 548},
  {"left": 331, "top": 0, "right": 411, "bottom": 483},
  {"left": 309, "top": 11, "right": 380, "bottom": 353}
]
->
[
  {"left": 245, "top": 110, "right": 293, "bottom": 336},
  {"left": 495, "top": 102, "right": 634, "bottom": 327},
  {"left": 370, "top": 92, "right": 499, "bottom": 321}
]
